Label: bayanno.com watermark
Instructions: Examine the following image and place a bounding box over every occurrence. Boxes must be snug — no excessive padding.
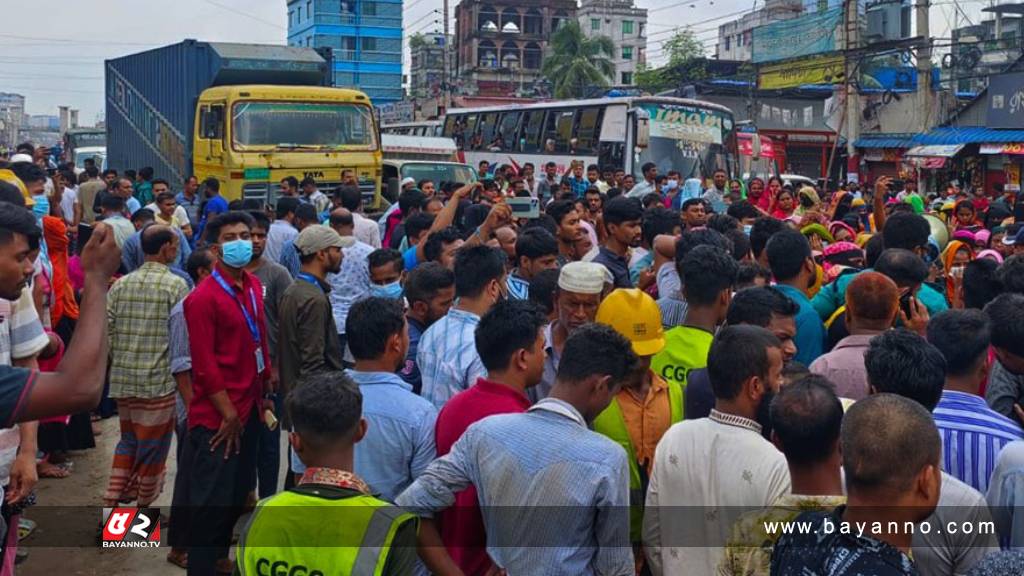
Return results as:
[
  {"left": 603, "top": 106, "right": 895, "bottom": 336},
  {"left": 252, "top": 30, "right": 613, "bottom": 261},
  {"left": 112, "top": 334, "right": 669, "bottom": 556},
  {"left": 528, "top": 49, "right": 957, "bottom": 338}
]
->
[{"left": 100, "top": 507, "right": 161, "bottom": 549}]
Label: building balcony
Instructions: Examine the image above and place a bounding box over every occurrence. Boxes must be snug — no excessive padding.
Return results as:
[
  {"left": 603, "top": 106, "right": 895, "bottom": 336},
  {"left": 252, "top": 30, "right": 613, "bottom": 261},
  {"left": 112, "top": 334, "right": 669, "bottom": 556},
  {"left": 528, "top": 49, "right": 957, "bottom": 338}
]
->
[
  {"left": 315, "top": 13, "right": 357, "bottom": 25},
  {"left": 361, "top": 16, "right": 402, "bottom": 28},
  {"left": 361, "top": 51, "right": 402, "bottom": 63}
]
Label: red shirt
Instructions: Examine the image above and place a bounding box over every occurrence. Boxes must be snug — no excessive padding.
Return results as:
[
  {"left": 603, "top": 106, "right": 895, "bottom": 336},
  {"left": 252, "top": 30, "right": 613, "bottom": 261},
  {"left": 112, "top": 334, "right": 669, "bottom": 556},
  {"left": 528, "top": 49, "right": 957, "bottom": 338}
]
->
[
  {"left": 184, "top": 264, "right": 271, "bottom": 430},
  {"left": 435, "top": 378, "right": 531, "bottom": 576}
]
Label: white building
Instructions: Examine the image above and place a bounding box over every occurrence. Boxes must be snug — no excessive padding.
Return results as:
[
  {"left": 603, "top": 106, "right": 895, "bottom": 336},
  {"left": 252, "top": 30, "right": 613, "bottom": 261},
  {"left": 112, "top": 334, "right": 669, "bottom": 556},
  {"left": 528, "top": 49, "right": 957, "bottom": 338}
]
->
[
  {"left": 715, "top": 0, "right": 803, "bottom": 61},
  {"left": 0, "top": 93, "right": 25, "bottom": 149},
  {"left": 578, "top": 0, "right": 647, "bottom": 86}
]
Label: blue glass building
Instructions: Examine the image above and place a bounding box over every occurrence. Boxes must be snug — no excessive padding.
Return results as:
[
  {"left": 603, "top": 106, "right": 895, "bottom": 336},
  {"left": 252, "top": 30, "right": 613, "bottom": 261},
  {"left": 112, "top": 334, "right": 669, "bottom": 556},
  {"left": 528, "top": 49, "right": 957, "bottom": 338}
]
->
[{"left": 287, "top": 0, "right": 403, "bottom": 103}]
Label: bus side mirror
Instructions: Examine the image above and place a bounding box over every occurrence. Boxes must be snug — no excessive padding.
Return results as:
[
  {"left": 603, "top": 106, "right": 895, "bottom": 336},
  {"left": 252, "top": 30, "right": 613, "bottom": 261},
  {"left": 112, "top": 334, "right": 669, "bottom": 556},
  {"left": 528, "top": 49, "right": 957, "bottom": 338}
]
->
[
  {"left": 751, "top": 134, "right": 762, "bottom": 161},
  {"left": 636, "top": 113, "right": 650, "bottom": 149}
]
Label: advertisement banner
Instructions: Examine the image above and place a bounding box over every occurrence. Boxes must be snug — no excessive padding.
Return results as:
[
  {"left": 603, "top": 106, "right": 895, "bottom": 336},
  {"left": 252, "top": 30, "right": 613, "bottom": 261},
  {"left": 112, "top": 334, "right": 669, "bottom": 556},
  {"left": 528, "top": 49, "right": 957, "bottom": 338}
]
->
[
  {"left": 980, "top": 143, "right": 1024, "bottom": 155},
  {"left": 752, "top": 8, "right": 843, "bottom": 64},
  {"left": 757, "top": 54, "right": 845, "bottom": 90},
  {"left": 642, "top": 104, "right": 726, "bottom": 145},
  {"left": 987, "top": 72, "right": 1024, "bottom": 129}
]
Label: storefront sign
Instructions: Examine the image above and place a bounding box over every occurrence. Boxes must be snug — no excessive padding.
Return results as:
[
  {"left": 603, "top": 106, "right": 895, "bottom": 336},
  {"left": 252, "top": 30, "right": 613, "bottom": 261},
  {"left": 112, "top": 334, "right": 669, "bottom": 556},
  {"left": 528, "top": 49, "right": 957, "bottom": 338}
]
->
[
  {"left": 987, "top": 72, "right": 1024, "bottom": 130},
  {"left": 738, "top": 136, "right": 776, "bottom": 158},
  {"left": 1006, "top": 163, "right": 1021, "bottom": 192},
  {"left": 758, "top": 54, "right": 846, "bottom": 90},
  {"left": 980, "top": 143, "right": 1024, "bottom": 155},
  {"left": 863, "top": 149, "right": 904, "bottom": 163},
  {"left": 752, "top": 8, "right": 843, "bottom": 63}
]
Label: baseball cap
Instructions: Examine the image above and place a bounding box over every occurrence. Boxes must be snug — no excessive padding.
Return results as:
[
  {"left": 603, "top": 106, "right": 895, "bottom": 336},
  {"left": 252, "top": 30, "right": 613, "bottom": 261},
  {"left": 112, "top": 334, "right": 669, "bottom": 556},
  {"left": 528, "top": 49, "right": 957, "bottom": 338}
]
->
[
  {"left": 293, "top": 225, "right": 354, "bottom": 256},
  {"left": 558, "top": 262, "right": 607, "bottom": 295},
  {"left": 1003, "top": 227, "right": 1024, "bottom": 247},
  {"left": 8, "top": 154, "right": 32, "bottom": 164}
]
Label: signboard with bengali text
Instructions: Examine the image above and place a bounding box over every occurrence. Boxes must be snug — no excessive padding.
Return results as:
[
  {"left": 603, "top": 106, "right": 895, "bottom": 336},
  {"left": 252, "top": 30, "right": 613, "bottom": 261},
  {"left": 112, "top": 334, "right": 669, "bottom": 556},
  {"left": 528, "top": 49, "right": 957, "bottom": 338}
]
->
[{"left": 752, "top": 8, "right": 842, "bottom": 64}]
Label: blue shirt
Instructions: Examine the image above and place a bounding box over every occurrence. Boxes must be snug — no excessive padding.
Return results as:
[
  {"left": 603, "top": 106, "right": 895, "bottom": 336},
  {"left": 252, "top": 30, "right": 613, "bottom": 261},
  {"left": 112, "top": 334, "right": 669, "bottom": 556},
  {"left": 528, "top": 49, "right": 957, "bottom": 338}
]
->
[
  {"left": 403, "top": 246, "right": 419, "bottom": 272},
  {"left": 175, "top": 191, "right": 201, "bottom": 227},
  {"left": 565, "top": 175, "right": 589, "bottom": 198},
  {"left": 279, "top": 241, "right": 300, "bottom": 278},
  {"left": 507, "top": 272, "right": 530, "bottom": 300},
  {"left": 774, "top": 284, "right": 825, "bottom": 367},
  {"left": 395, "top": 398, "right": 633, "bottom": 575},
  {"left": 126, "top": 196, "right": 141, "bottom": 216},
  {"left": 400, "top": 317, "right": 427, "bottom": 395},
  {"left": 350, "top": 369, "right": 437, "bottom": 502},
  {"left": 417, "top": 308, "right": 487, "bottom": 410},
  {"left": 196, "top": 195, "right": 228, "bottom": 241},
  {"left": 934, "top": 390, "right": 1024, "bottom": 494},
  {"left": 811, "top": 268, "right": 949, "bottom": 321}
]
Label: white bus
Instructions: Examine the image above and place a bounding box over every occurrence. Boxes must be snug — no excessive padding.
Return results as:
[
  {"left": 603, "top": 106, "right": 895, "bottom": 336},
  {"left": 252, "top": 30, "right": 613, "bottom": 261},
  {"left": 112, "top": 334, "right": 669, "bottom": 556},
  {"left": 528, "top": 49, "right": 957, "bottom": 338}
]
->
[
  {"left": 381, "top": 120, "right": 443, "bottom": 138},
  {"left": 441, "top": 97, "right": 739, "bottom": 180}
]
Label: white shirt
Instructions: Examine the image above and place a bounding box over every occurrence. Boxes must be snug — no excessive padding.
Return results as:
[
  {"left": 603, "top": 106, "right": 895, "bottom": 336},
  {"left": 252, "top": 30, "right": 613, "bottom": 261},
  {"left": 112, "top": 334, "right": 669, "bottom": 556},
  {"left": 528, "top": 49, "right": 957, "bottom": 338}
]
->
[
  {"left": 60, "top": 186, "right": 78, "bottom": 226},
  {"left": 915, "top": 472, "right": 998, "bottom": 576},
  {"left": 144, "top": 203, "right": 190, "bottom": 230},
  {"left": 265, "top": 220, "right": 298, "bottom": 265},
  {"left": 353, "top": 212, "right": 382, "bottom": 248},
  {"left": 643, "top": 409, "right": 790, "bottom": 576}
]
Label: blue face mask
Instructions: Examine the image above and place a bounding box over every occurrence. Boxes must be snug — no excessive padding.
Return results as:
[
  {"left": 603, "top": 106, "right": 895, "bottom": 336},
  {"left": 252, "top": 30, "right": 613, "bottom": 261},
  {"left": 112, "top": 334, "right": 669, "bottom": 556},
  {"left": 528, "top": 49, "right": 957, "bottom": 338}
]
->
[
  {"left": 369, "top": 280, "right": 402, "bottom": 300},
  {"left": 31, "top": 195, "right": 48, "bottom": 219},
  {"left": 743, "top": 224, "right": 753, "bottom": 236},
  {"left": 221, "top": 239, "right": 253, "bottom": 268}
]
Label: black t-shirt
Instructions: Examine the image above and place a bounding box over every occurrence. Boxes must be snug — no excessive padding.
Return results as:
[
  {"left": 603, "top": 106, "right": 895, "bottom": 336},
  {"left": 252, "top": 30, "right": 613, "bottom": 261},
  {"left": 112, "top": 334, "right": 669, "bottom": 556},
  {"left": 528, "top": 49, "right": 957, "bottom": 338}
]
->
[{"left": 771, "top": 507, "right": 920, "bottom": 576}]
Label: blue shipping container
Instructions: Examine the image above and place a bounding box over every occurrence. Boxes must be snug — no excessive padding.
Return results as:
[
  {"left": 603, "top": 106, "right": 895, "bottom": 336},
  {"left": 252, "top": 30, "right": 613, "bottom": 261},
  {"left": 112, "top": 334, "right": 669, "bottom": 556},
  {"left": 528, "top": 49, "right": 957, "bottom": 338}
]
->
[{"left": 105, "top": 39, "right": 331, "bottom": 184}]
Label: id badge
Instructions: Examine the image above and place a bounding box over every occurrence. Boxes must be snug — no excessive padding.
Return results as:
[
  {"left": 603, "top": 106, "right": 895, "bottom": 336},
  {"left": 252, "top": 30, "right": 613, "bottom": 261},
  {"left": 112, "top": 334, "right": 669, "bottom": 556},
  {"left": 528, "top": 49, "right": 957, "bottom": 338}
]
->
[{"left": 255, "top": 347, "right": 265, "bottom": 373}]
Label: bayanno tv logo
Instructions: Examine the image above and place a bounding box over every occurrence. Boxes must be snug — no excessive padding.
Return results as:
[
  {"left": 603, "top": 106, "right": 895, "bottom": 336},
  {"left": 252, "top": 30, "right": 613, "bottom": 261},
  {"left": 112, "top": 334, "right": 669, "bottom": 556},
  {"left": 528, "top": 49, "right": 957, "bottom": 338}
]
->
[{"left": 101, "top": 507, "right": 161, "bottom": 548}]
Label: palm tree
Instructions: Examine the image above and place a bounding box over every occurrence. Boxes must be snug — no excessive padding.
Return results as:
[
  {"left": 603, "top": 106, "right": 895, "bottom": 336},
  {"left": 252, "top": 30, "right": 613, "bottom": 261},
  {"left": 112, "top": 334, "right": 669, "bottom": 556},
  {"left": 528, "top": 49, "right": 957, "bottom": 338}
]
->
[{"left": 542, "top": 21, "right": 615, "bottom": 99}]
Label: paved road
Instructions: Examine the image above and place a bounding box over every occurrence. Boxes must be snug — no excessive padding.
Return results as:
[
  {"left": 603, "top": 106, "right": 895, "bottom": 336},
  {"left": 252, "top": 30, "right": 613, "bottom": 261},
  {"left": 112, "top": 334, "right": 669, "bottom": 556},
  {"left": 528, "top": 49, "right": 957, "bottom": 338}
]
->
[{"left": 20, "top": 416, "right": 284, "bottom": 575}]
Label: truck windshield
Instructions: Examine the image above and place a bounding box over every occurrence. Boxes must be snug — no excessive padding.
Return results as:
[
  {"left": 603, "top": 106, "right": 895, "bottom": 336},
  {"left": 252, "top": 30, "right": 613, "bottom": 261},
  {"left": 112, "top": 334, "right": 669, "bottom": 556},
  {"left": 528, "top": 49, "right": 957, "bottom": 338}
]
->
[
  {"left": 400, "top": 163, "right": 477, "bottom": 185},
  {"left": 232, "top": 101, "right": 378, "bottom": 151}
]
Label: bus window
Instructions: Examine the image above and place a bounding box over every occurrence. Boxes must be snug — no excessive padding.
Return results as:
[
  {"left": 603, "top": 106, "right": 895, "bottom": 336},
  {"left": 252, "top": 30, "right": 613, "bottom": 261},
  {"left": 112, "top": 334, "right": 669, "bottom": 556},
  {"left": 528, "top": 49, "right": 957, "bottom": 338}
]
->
[
  {"left": 542, "top": 110, "right": 573, "bottom": 154},
  {"left": 465, "top": 114, "right": 480, "bottom": 149},
  {"left": 478, "top": 113, "right": 499, "bottom": 150},
  {"left": 520, "top": 110, "right": 545, "bottom": 153},
  {"left": 574, "top": 107, "right": 603, "bottom": 155},
  {"left": 497, "top": 111, "right": 521, "bottom": 152}
]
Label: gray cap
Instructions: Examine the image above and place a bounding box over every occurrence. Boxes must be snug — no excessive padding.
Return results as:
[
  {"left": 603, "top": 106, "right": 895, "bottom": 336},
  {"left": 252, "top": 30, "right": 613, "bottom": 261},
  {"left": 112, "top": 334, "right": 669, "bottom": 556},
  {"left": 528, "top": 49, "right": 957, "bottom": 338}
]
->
[{"left": 293, "top": 224, "right": 354, "bottom": 256}]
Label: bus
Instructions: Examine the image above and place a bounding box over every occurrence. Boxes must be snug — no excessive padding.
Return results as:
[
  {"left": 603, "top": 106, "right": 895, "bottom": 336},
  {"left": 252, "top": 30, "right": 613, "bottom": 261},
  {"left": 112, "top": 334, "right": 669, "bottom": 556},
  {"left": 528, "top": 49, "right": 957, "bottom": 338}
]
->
[
  {"left": 738, "top": 132, "right": 778, "bottom": 179},
  {"left": 440, "top": 97, "right": 738, "bottom": 181},
  {"left": 381, "top": 120, "right": 443, "bottom": 138}
]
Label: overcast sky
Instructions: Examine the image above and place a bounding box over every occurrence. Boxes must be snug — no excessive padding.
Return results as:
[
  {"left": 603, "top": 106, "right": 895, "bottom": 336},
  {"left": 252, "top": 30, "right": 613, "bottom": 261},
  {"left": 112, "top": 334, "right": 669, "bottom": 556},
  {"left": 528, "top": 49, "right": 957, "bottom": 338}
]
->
[{"left": 4, "top": 0, "right": 983, "bottom": 123}]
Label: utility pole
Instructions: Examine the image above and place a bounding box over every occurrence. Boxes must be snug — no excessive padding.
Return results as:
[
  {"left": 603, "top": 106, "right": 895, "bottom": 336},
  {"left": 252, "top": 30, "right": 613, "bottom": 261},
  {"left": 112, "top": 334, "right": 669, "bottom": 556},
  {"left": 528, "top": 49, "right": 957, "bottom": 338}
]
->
[
  {"left": 442, "top": 0, "right": 451, "bottom": 113},
  {"left": 915, "top": 0, "right": 932, "bottom": 133},
  {"left": 843, "top": 0, "right": 861, "bottom": 184}
]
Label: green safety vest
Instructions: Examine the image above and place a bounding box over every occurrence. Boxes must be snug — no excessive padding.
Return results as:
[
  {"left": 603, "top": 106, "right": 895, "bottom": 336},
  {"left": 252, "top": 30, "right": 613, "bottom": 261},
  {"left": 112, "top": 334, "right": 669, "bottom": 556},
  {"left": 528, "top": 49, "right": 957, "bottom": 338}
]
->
[
  {"left": 592, "top": 381, "right": 683, "bottom": 543},
  {"left": 237, "top": 488, "right": 417, "bottom": 576}
]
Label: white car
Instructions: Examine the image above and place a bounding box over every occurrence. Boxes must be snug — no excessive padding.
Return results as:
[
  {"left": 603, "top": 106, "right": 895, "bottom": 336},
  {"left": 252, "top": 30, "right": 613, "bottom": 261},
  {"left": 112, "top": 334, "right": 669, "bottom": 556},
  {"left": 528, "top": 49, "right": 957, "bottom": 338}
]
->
[{"left": 72, "top": 146, "right": 106, "bottom": 174}]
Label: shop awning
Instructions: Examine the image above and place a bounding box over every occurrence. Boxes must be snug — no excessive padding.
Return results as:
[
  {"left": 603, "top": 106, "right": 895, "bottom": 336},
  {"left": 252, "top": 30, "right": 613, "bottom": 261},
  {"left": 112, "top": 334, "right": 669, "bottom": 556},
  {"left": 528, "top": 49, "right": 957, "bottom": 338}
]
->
[
  {"left": 915, "top": 127, "right": 1024, "bottom": 145},
  {"left": 904, "top": 144, "right": 966, "bottom": 158},
  {"left": 853, "top": 135, "right": 918, "bottom": 149}
]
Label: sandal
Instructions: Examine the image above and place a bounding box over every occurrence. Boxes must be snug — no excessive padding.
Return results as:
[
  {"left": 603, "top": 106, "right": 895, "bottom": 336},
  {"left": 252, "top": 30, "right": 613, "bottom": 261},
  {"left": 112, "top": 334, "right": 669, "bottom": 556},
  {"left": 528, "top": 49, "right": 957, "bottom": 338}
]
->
[
  {"left": 18, "top": 518, "right": 35, "bottom": 541},
  {"left": 166, "top": 550, "right": 188, "bottom": 570},
  {"left": 37, "top": 461, "right": 70, "bottom": 479}
]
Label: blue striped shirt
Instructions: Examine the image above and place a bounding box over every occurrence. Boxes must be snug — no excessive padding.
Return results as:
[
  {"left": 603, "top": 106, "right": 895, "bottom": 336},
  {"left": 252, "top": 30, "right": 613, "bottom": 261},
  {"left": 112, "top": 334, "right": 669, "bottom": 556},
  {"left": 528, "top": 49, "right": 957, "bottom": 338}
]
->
[
  {"left": 395, "top": 398, "right": 633, "bottom": 575},
  {"left": 507, "top": 273, "right": 530, "bottom": 300},
  {"left": 417, "top": 308, "right": 487, "bottom": 409},
  {"left": 934, "top": 390, "right": 1024, "bottom": 494}
]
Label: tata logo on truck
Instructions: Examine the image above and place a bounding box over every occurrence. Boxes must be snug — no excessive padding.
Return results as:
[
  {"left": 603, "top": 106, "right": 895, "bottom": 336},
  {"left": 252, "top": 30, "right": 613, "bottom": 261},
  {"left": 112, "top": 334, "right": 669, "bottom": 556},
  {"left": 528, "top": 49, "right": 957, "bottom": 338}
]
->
[{"left": 303, "top": 171, "right": 325, "bottom": 179}]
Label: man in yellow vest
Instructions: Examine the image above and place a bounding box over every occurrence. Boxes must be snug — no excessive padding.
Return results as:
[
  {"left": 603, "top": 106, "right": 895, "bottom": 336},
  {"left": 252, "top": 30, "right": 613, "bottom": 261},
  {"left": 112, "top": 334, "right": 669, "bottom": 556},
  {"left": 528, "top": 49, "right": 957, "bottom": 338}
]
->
[
  {"left": 593, "top": 288, "right": 683, "bottom": 570},
  {"left": 235, "top": 371, "right": 418, "bottom": 576}
]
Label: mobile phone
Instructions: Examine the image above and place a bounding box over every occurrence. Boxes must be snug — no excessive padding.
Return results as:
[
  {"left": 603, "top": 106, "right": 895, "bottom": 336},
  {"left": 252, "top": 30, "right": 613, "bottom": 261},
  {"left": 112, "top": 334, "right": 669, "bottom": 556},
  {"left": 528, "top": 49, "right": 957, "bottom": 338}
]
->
[
  {"left": 506, "top": 196, "right": 540, "bottom": 219},
  {"left": 899, "top": 292, "right": 913, "bottom": 317}
]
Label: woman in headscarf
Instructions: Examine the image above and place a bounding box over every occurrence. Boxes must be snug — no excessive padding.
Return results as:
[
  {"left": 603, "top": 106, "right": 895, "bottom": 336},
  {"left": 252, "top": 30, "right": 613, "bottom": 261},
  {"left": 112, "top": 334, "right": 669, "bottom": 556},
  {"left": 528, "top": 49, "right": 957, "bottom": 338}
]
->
[
  {"left": 829, "top": 221, "right": 857, "bottom": 243},
  {"left": 904, "top": 194, "right": 925, "bottom": 215},
  {"left": 943, "top": 239, "right": 975, "bottom": 304},
  {"left": 747, "top": 177, "right": 771, "bottom": 213},
  {"left": 794, "top": 186, "right": 828, "bottom": 225},
  {"left": 822, "top": 241, "right": 866, "bottom": 284},
  {"left": 953, "top": 200, "right": 980, "bottom": 231}
]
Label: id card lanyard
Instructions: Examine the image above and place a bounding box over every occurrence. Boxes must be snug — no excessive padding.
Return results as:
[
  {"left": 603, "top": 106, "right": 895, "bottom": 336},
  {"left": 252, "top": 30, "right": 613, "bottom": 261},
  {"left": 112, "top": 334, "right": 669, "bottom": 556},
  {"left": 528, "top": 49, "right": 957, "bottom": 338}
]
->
[{"left": 212, "top": 269, "right": 265, "bottom": 374}]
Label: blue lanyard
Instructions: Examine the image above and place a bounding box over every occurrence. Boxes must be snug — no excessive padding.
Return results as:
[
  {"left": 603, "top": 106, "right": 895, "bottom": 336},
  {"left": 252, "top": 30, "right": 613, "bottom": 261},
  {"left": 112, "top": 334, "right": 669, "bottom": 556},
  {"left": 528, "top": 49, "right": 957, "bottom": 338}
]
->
[
  {"left": 296, "top": 272, "right": 323, "bottom": 291},
  {"left": 211, "top": 270, "right": 261, "bottom": 346}
]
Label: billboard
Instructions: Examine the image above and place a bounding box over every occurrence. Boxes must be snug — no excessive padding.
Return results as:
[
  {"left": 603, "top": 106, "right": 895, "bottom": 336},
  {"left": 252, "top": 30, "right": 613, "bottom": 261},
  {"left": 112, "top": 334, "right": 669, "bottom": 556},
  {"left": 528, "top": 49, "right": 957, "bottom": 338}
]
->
[
  {"left": 751, "top": 8, "right": 843, "bottom": 64},
  {"left": 758, "top": 54, "right": 845, "bottom": 89},
  {"left": 987, "top": 72, "right": 1024, "bottom": 130}
]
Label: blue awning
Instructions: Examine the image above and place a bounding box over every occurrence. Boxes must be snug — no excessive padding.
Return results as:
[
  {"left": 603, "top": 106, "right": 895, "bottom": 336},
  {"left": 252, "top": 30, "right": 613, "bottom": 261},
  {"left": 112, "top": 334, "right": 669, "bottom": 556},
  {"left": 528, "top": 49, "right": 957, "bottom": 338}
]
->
[
  {"left": 853, "top": 135, "right": 918, "bottom": 148},
  {"left": 915, "top": 127, "right": 1024, "bottom": 145}
]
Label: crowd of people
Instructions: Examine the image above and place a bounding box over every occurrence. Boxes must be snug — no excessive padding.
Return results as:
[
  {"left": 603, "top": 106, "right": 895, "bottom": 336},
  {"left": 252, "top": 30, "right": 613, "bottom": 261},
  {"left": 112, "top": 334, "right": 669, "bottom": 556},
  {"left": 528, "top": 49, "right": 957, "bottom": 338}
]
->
[{"left": 6, "top": 140, "right": 1024, "bottom": 575}]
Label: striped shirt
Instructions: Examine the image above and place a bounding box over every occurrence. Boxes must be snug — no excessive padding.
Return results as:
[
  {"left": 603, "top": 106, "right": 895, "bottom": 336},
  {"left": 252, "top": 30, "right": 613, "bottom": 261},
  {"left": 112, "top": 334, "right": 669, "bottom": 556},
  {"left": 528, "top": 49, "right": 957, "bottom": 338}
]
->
[
  {"left": 107, "top": 262, "right": 190, "bottom": 399},
  {"left": 934, "top": 389, "right": 1024, "bottom": 494},
  {"left": 396, "top": 398, "right": 633, "bottom": 575},
  {"left": 417, "top": 308, "right": 487, "bottom": 410},
  {"left": 506, "top": 272, "right": 530, "bottom": 300}
]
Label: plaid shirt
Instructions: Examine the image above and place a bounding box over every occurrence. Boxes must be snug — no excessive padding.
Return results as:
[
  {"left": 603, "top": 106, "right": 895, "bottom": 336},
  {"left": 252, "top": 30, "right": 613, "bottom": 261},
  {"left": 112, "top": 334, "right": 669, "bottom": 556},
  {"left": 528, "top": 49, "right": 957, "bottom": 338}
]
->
[
  {"left": 108, "top": 262, "right": 190, "bottom": 399},
  {"left": 417, "top": 308, "right": 486, "bottom": 410}
]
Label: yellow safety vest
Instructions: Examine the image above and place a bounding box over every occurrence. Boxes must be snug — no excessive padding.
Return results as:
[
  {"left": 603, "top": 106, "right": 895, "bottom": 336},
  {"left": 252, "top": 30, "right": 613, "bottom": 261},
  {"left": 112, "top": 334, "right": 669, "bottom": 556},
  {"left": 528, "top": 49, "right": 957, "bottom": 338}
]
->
[
  {"left": 592, "top": 381, "right": 683, "bottom": 542},
  {"left": 237, "top": 488, "right": 417, "bottom": 576}
]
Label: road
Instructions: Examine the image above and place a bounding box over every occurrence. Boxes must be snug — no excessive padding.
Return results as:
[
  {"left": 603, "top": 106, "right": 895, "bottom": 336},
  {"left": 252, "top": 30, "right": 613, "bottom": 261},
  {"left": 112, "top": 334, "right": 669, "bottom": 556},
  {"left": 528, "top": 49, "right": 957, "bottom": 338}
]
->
[{"left": 19, "top": 415, "right": 280, "bottom": 575}]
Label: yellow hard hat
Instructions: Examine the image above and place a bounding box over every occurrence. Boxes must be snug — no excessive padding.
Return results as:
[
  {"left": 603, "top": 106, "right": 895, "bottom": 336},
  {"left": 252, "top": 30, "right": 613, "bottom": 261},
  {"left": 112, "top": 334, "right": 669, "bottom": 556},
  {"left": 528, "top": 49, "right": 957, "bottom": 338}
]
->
[
  {"left": 596, "top": 288, "right": 665, "bottom": 357},
  {"left": 0, "top": 169, "right": 34, "bottom": 207}
]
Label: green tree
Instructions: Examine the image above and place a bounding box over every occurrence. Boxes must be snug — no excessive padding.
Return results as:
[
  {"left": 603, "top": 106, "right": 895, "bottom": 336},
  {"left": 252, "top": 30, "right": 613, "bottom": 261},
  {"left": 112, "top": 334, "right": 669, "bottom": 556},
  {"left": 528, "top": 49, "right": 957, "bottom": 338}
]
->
[
  {"left": 542, "top": 21, "right": 616, "bottom": 99},
  {"left": 636, "top": 28, "right": 706, "bottom": 93}
]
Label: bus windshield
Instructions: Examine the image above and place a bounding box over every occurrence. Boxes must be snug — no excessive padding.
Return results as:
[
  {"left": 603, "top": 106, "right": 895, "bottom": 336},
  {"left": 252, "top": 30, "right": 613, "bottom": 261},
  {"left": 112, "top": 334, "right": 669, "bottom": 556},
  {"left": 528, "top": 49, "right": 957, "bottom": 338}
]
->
[
  {"left": 636, "top": 103, "right": 734, "bottom": 180},
  {"left": 67, "top": 131, "right": 105, "bottom": 149},
  {"left": 232, "top": 101, "right": 378, "bottom": 151}
]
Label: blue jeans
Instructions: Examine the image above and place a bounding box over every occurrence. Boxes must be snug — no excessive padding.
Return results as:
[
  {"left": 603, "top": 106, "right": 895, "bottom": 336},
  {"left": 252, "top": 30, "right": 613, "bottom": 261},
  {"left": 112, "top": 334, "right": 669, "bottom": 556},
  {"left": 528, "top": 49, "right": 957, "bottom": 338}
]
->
[{"left": 255, "top": 393, "right": 282, "bottom": 499}]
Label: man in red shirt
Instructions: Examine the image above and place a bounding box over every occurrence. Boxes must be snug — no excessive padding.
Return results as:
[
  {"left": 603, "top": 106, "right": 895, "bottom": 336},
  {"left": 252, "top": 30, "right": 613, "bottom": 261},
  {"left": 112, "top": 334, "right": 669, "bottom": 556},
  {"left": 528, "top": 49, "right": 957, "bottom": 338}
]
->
[
  {"left": 422, "top": 299, "right": 548, "bottom": 575},
  {"left": 183, "top": 211, "right": 273, "bottom": 576}
]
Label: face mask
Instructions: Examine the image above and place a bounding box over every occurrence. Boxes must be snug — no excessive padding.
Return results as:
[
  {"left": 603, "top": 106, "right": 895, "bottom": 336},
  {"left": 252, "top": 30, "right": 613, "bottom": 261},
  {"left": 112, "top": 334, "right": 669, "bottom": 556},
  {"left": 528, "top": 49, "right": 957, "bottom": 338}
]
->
[
  {"left": 370, "top": 280, "right": 403, "bottom": 300},
  {"left": 743, "top": 224, "right": 753, "bottom": 236},
  {"left": 31, "top": 195, "right": 48, "bottom": 219},
  {"left": 221, "top": 239, "right": 253, "bottom": 268}
]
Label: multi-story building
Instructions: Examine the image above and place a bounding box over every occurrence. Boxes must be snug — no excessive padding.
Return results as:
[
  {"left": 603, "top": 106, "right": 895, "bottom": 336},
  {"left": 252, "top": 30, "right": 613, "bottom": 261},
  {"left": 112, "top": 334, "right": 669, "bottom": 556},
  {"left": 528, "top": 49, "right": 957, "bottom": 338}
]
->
[
  {"left": 410, "top": 33, "right": 448, "bottom": 98},
  {"left": 0, "top": 93, "right": 25, "bottom": 149},
  {"left": 454, "top": 0, "right": 577, "bottom": 97},
  {"left": 950, "top": 6, "right": 1024, "bottom": 96},
  {"left": 286, "top": 0, "right": 403, "bottom": 103},
  {"left": 577, "top": 0, "right": 646, "bottom": 86},
  {"left": 715, "top": 0, "right": 803, "bottom": 61}
]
